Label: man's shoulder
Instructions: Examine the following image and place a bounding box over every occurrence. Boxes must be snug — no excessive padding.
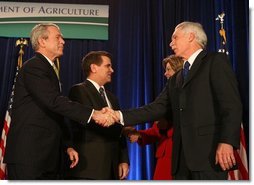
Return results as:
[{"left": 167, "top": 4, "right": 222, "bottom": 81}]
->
[
  {"left": 72, "top": 81, "right": 92, "bottom": 88},
  {"left": 70, "top": 81, "right": 95, "bottom": 94},
  {"left": 23, "top": 53, "right": 48, "bottom": 68},
  {"left": 71, "top": 82, "right": 86, "bottom": 90},
  {"left": 204, "top": 51, "right": 230, "bottom": 66},
  {"left": 203, "top": 51, "right": 228, "bottom": 60}
]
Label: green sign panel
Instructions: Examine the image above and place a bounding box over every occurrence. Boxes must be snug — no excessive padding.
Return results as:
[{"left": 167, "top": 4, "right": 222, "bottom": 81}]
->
[{"left": 0, "top": 2, "right": 109, "bottom": 40}]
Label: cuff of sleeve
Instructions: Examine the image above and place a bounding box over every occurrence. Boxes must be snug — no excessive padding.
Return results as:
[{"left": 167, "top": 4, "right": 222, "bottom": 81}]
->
[
  {"left": 86, "top": 109, "right": 94, "bottom": 124},
  {"left": 118, "top": 111, "right": 124, "bottom": 126}
]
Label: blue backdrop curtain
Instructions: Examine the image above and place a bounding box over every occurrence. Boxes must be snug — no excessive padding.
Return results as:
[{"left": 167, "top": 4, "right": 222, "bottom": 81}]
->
[{"left": 0, "top": 0, "right": 249, "bottom": 180}]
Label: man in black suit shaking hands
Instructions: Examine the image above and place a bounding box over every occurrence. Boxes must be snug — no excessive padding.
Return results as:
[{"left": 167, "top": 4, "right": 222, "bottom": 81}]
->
[
  {"left": 99, "top": 22, "right": 242, "bottom": 180},
  {"left": 4, "top": 23, "right": 113, "bottom": 180},
  {"left": 66, "top": 51, "right": 129, "bottom": 180}
]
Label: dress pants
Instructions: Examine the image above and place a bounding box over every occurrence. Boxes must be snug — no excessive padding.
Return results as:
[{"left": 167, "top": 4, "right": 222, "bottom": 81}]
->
[
  {"left": 7, "top": 164, "right": 60, "bottom": 180},
  {"left": 174, "top": 142, "right": 227, "bottom": 180}
]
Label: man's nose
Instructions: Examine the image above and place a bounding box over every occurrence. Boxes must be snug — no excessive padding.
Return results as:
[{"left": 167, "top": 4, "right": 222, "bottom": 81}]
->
[
  {"left": 169, "top": 41, "right": 173, "bottom": 47},
  {"left": 60, "top": 38, "right": 65, "bottom": 44}
]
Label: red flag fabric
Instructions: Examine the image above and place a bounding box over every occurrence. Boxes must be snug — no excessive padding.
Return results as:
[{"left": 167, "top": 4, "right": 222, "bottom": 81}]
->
[
  {"left": 0, "top": 111, "right": 11, "bottom": 179},
  {"left": 215, "top": 13, "right": 249, "bottom": 180},
  {"left": 0, "top": 65, "right": 20, "bottom": 180},
  {"left": 0, "top": 38, "right": 27, "bottom": 179},
  {"left": 0, "top": 68, "right": 18, "bottom": 180},
  {"left": 228, "top": 123, "right": 249, "bottom": 180}
]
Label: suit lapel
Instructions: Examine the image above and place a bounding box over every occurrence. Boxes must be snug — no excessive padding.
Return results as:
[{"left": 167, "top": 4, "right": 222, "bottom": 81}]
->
[
  {"left": 84, "top": 80, "right": 108, "bottom": 107},
  {"left": 105, "top": 91, "right": 119, "bottom": 109},
  {"left": 85, "top": 80, "right": 119, "bottom": 109},
  {"left": 176, "top": 70, "right": 184, "bottom": 88},
  {"left": 182, "top": 51, "right": 207, "bottom": 87},
  {"left": 35, "top": 53, "right": 61, "bottom": 91},
  {"left": 36, "top": 53, "right": 58, "bottom": 80}
]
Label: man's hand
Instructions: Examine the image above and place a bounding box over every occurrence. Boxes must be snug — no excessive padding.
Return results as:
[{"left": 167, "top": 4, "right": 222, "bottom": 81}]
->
[
  {"left": 67, "top": 147, "right": 79, "bottom": 168},
  {"left": 92, "top": 107, "right": 120, "bottom": 127},
  {"left": 122, "top": 126, "right": 136, "bottom": 136},
  {"left": 128, "top": 131, "right": 141, "bottom": 143},
  {"left": 215, "top": 143, "right": 236, "bottom": 171},
  {"left": 122, "top": 127, "right": 141, "bottom": 143},
  {"left": 118, "top": 162, "right": 129, "bottom": 180},
  {"left": 102, "top": 107, "right": 121, "bottom": 126}
]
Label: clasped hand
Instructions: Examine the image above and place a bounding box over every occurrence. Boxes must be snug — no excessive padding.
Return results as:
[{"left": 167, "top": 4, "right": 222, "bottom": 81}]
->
[
  {"left": 92, "top": 107, "right": 120, "bottom": 127},
  {"left": 122, "top": 127, "right": 141, "bottom": 143}
]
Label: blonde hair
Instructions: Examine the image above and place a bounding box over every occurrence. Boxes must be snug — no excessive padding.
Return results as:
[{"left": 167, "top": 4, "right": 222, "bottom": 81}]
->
[{"left": 162, "top": 55, "right": 184, "bottom": 72}]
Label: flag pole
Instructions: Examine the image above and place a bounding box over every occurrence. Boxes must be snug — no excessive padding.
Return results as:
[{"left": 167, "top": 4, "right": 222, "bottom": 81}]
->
[
  {"left": 216, "top": 13, "right": 249, "bottom": 180},
  {"left": 0, "top": 38, "right": 28, "bottom": 180},
  {"left": 215, "top": 12, "right": 229, "bottom": 55},
  {"left": 15, "top": 38, "right": 29, "bottom": 68}
]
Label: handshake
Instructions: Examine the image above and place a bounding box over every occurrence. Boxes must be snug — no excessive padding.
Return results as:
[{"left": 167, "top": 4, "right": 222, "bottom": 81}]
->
[{"left": 92, "top": 107, "right": 121, "bottom": 127}]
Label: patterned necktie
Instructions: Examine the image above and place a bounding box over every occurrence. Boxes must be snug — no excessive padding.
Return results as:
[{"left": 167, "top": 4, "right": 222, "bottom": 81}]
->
[
  {"left": 183, "top": 61, "right": 190, "bottom": 80},
  {"left": 99, "top": 87, "right": 107, "bottom": 105}
]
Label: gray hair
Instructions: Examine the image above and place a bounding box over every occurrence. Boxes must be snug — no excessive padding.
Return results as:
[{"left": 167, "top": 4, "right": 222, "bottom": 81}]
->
[
  {"left": 30, "top": 23, "right": 60, "bottom": 51},
  {"left": 176, "top": 22, "right": 207, "bottom": 49}
]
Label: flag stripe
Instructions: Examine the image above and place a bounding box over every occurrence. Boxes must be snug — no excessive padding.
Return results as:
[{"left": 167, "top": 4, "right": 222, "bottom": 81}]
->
[
  {"left": 0, "top": 39, "right": 26, "bottom": 180},
  {"left": 228, "top": 123, "right": 249, "bottom": 180},
  {"left": 0, "top": 111, "right": 11, "bottom": 179},
  {"left": 216, "top": 15, "right": 248, "bottom": 181}
]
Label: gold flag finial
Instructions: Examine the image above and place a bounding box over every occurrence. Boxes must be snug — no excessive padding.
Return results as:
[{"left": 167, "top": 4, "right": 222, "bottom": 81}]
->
[
  {"left": 216, "top": 12, "right": 228, "bottom": 54},
  {"left": 215, "top": 13, "right": 227, "bottom": 44},
  {"left": 15, "top": 38, "right": 28, "bottom": 68}
]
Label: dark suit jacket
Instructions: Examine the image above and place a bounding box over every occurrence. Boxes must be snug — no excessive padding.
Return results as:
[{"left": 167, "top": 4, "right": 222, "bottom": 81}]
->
[
  {"left": 123, "top": 51, "right": 242, "bottom": 174},
  {"left": 66, "top": 80, "right": 129, "bottom": 180},
  {"left": 4, "top": 53, "right": 93, "bottom": 177}
]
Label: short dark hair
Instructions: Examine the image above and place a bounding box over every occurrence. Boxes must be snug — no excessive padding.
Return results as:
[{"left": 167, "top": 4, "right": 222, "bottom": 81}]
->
[{"left": 82, "top": 51, "right": 112, "bottom": 77}]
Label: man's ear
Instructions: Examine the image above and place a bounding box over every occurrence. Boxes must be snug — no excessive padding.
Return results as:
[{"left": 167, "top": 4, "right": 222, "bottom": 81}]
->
[
  {"left": 90, "top": 64, "right": 98, "bottom": 73},
  {"left": 38, "top": 37, "right": 46, "bottom": 48},
  {"left": 189, "top": 32, "right": 195, "bottom": 42}
]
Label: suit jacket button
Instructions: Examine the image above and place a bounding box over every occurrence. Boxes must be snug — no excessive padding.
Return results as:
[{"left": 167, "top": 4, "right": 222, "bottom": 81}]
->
[{"left": 179, "top": 108, "right": 183, "bottom": 111}]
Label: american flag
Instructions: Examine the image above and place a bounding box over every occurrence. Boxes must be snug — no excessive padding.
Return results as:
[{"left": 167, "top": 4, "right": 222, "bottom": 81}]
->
[
  {"left": 228, "top": 123, "right": 249, "bottom": 180},
  {"left": 0, "top": 67, "right": 19, "bottom": 179},
  {"left": 0, "top": 38, "right": 27, "bottom": 179},
  {"left": 216, "top": 13, "right": 249, "bottom": 180},
  {"left": 0, "top": 94, "right": 13, "bottom": 179}
]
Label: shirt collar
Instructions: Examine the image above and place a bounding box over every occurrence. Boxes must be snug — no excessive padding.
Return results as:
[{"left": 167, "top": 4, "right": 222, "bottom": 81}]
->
[
  {"left": 87, "top": 78, "right": 104, "bottom": 92},
  {"left": 184, "top": 49, "right": 203, "bottom": 69},
  {"left": 41, "top": 54, "right": 54, "bottom": 66}
]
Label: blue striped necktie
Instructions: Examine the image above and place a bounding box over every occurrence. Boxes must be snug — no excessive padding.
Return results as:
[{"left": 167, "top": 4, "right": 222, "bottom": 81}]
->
[{"left": 183, "top": 61, "right": 190, "bottom": 80}]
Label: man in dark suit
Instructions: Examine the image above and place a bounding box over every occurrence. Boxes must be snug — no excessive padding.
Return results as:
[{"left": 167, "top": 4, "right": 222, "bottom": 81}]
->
[
  {"left": 99, "top": 22, "right": 242, "bottom": 180},
  {"left": 65, "top": 51, "right": 129, "bottom": 180},
  {"left": 4, "top": 23, "right": 112, "bottom": 180}
]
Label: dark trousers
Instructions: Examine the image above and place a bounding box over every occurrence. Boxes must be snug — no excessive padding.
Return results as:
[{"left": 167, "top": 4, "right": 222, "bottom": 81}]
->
[
  {"left": 7, "top": 164, "right": 60, "bottom": 180},
  {"left": 64, "top": 176, "right": 96, "bottom": 180},
  {"left": 174, "top": 144, "right": 228, "bottom": 180}
]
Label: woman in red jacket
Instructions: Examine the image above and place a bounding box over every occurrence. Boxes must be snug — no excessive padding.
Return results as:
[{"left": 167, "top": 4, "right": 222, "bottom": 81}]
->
[{"left": 123, "top": 55, "right": 183, "bottom": 180}]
